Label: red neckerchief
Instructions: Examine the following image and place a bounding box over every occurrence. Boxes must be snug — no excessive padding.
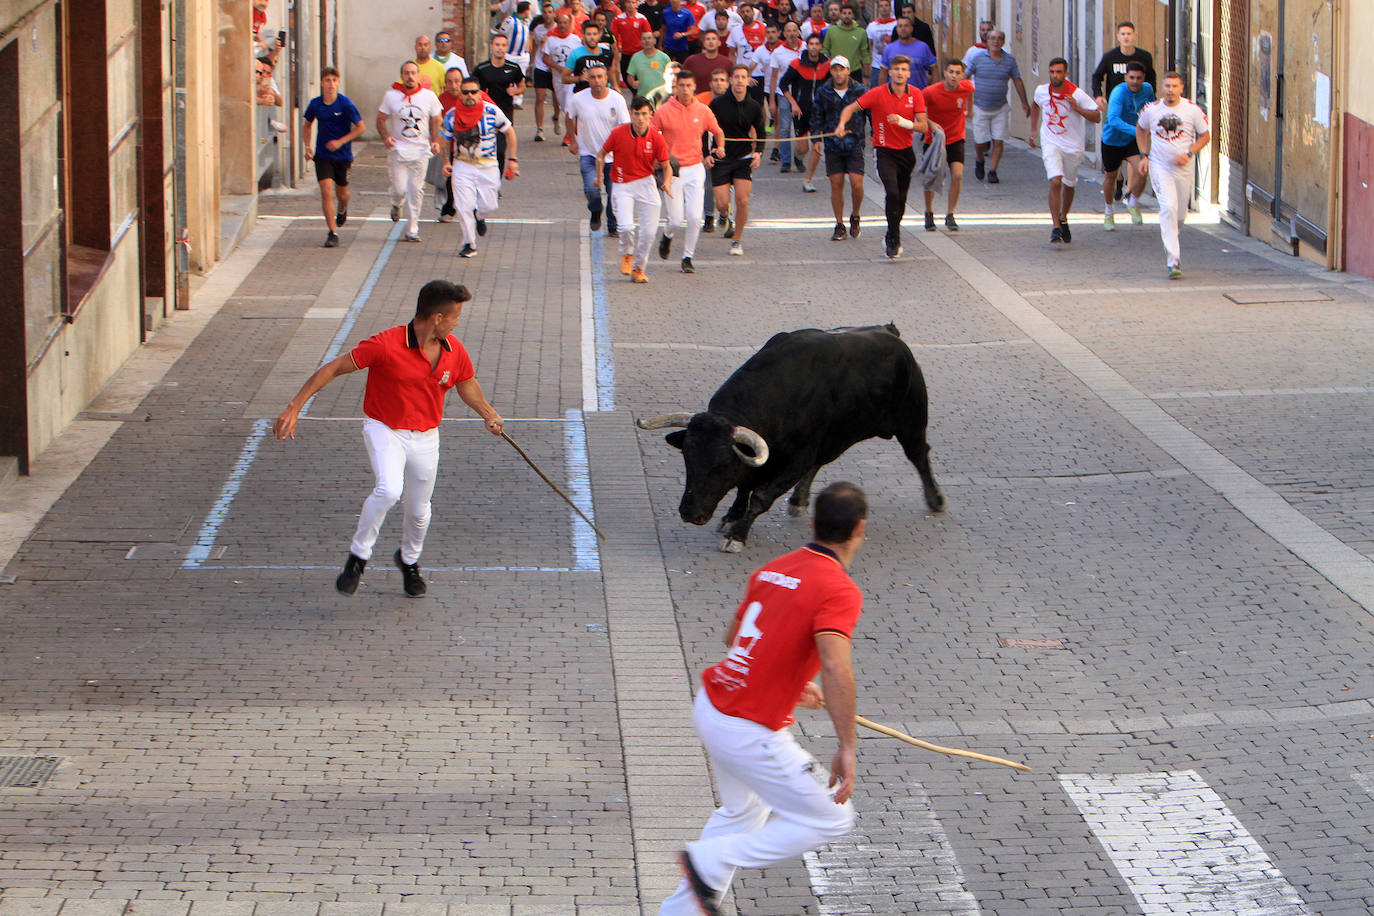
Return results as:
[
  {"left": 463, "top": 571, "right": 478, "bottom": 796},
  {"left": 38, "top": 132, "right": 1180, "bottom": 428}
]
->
[
  {"left": 391, "top": 81, "right": 423, "bottom": 97},
  {"left": 1049, "top": 79, "right": 1080, "bottom": 102},
  {"left": 449, "top": 94, "right": 494, "bottom": 132}
]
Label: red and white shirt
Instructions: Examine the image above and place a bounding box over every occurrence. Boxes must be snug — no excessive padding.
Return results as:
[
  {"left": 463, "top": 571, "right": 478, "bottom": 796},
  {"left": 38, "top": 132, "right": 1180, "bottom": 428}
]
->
[
  {"left": 611, "top": 11, "right": 652, "bottom": 55},
  {"left": 601, "top": 122, "right": 669, "bottom": 182},
  {"left": 702, "top": 544, "right": 863, "bottom": 731},
  {"left": 922, "top": 78, "right": 974, "bottom": 144},
  {"left": 858, "top": 82, "right": 927, "bottom": 149},
  {"left": 351, "top": 323, "right": 475, "bottom": 431}
]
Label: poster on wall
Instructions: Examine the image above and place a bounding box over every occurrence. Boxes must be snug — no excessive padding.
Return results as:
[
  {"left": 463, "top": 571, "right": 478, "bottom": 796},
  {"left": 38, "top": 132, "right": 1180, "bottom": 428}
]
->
[
  {"left": 1256, "top": 29, "right": 1272, "bottom": 122},
  {"left": 1031, "top": 0, "right": 1039, "bottom": 76},
  {"left": 1015, "top": 0, "right": 1022, "bottom": 42}
]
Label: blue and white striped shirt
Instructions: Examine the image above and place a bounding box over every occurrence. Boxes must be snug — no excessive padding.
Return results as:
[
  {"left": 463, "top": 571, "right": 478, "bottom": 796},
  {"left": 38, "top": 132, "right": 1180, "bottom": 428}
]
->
[{"left": 501, "top": 14, "right": 531, "bottom": 58}]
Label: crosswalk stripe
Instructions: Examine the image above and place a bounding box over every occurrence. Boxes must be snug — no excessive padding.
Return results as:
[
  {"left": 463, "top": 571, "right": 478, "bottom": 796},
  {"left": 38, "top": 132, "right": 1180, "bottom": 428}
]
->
[
  {"left": 1061, "top": 770, "right": 1312, "bottom": 915},
  {"left": 803, "top": 781, "right": 980, "bottom": 915}
]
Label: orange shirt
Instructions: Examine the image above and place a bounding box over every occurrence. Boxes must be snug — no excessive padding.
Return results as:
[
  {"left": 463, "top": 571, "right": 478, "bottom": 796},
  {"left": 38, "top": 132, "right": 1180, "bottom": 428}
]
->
[{"left": 650, "top": 96, "right": 723, "bottom": 166}]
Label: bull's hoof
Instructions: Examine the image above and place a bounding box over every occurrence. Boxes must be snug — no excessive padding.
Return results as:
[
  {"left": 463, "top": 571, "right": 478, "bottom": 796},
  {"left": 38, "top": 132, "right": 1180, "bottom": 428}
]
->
[
  {"left": 926, "top": 489, "right": 947, "bottom": 512},
  {"left": 787, "top": 502, "right": 808, "bottom": 518},
  {"left": 719, "top": 537, "right": 745, "bottom": 553},
  {"left": 717, "top": 516, "right": 738, "bottom": 533}
]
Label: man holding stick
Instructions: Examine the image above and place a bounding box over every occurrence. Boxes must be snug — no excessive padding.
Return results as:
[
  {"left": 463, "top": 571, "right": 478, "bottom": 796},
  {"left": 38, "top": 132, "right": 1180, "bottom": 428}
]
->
[
  {"left": 661, "top": 482, "right": 867, "bottom": 916},
  {"left": 273, "top": 281, "right": 504, "bottom": 598}
]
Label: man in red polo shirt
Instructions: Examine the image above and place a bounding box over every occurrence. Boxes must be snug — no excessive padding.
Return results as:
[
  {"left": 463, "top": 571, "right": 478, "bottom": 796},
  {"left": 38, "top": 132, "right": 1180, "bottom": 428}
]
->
[
  {"left": 597, "top": 95, "right": 673, "bottom": 282},
  {"left": 660, "top": 482, "right": 868, "bottom": 916},
  {"left": 921, "top": 58, "right": 975, "bottom": 231},
  {"left": 610, "top": 0, "right": 652, "bottom": 86},
  {"left": 273, "top": 280, "right": 504, "bottom": 598},
  {"left": 836, "top": 55, "right": 927, "bottom": 258}
]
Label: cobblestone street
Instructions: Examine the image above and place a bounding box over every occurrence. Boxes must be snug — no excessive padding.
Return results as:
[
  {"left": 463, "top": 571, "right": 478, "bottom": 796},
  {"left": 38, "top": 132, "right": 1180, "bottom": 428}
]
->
[{"left": 2, "top": 109, "right": 1372, "bottom": 915}]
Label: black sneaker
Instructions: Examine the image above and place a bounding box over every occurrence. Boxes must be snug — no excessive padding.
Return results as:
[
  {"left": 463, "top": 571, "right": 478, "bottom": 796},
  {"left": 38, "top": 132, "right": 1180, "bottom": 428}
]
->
[
  {"left": 323, "top": 232, "right": 340, "bottom": 248},
  {"left": 590, "top": 212, "right": 602, "bottom": 232},
  {"left": 849, "top": 214, "right": 860, "bottom": 237},
  {"left": 680, "top": 256, "right": 695, "bottom": 273},
  {"left": 1050, "top": 226, "right": 1064, "bottom": 243},
  {"left": 974, "top": 160, "right": 985, "bottom": 180},
  {"left": 476, "top": 216, "right": 488, "bottom": 236},
  {"left": 658, "top": 234, "right": 673, "bottom": 259},
  {"left": 987, "top": 169, "right": 1000, "bottom": 184},
  {"left": 719, "top": 216, "right": 733, "bottom": 239},
  {"left": 336, "top": 554, "right": 366, "bottom": 595},
  {"left": 945, "top": 213, "right": 959, "bottom": 231},
  {"left": 793, "top": 156, "right": 805, "bottom": 171},
  {"left": 390, "top": 204, "right": 400, "bottom": 222},
  {"left": 702, "top": 215, "right": 714, "bottom": 233},
  {"left": 677, "top": 851, "right": 721, "bottom": 916},
  {"left": 335, "top": 210, "right": 347, "bottom": 227},
  {"left": 830, "top": 222, "right": 847, "bottom": 241},
  {"left": 394, "top": 549, "right": 426, "bottom": 598},
  {"left": 769, "top": 147, "right": 781, "bottom": 161},
  {"left": 780, "top": 162, "right": 791, "bottom": 173},
  {"left": 459, "top": 243, "right": 477, "bottom": 258},
  {"left": 607, "top": 227, "right": 619, "bottom": 238},
  {"left": 1060, "top": 221, "right": 1072, "bottom": 244},
  {"left": 924, "top": 211, "right": 936, "bottom": 231},
  {"left": 884, "top": 236, "right": 901, "bottom": 259}
]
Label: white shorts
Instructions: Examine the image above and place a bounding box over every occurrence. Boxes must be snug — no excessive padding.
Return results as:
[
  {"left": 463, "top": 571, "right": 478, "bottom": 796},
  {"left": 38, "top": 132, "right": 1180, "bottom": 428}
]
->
[
  {"left": 509, "top": 52, "right": 530, "bottom": 75},
  {"left": 554, "top": 79, "right": 574, "bottom": 113},
  {"left": 971, "top": 104, "right": 1010, "bottom": 144},
  {"left": 1041, "top": 144, "right": 1084, "bottom": 186}
]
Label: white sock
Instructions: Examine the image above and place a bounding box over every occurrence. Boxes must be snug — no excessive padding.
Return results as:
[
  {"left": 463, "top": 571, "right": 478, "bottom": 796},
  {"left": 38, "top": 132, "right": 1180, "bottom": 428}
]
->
[
  {"left": 1127, "top": 193, "right": 1138, "bottom": 208},
  {"left": 1105, "top": 204, "right": 1114, "bottom": 214}
]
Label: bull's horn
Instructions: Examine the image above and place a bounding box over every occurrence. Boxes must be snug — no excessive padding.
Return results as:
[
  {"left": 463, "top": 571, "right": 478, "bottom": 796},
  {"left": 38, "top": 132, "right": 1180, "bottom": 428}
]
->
[
  {"left": 636, "top": 413, "right": 694, "bottom": 430},
  {"left": 731, "top": 426, "right": 769, "bottom": 467}
]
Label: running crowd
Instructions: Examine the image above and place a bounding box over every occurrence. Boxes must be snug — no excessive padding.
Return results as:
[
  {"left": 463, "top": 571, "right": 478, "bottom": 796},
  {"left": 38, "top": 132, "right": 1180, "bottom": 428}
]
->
[{"left": 301, "top": 6, "right": 1210, "bottom": 282}]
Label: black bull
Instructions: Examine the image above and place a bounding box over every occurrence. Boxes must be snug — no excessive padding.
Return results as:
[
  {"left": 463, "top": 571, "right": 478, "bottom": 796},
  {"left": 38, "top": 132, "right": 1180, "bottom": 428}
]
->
[{"left": 636, "top": 324, "right": 946, "bottom": 552}]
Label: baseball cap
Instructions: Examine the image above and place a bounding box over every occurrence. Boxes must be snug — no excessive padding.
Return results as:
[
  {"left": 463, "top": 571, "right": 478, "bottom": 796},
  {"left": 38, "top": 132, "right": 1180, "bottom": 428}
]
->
[{"left": 830, "top": 55, "right": 850, "bottom": 69}]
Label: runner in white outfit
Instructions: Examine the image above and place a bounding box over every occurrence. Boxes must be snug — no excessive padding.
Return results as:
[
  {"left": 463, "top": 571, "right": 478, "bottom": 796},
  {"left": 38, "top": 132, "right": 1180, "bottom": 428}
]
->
[
  {"left": 443, "top": 75, "right": 520, "bottom": 257},
  {"left": 376, "top": 62, "right": 443, "bottom": 241},
  {"left": 1136, "top": 71, "right": 1210, "bottom": 278}
]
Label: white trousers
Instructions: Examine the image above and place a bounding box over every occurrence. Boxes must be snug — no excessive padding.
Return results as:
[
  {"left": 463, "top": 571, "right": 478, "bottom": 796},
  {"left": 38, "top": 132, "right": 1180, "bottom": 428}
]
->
[
  {"left": 451, "top": 162, "right": 502, "bottom": 247},
  {"left": 388, "top": 155, "right": 429, "bottom": 235},
  {"left": 660, "top": 161, "right": 705, "bottom": 258},
  {"left": 659, "top": 691, "right": 855, "bottom": 915},
  {"left": 350, "top": 418, "right": 440, "bottom": 565},
  {"left": 612, "top": 176, "right": 662, "bottom": 269},
  {"left": 1151, "top": 162, "right": 1193, "bottom": 268}
]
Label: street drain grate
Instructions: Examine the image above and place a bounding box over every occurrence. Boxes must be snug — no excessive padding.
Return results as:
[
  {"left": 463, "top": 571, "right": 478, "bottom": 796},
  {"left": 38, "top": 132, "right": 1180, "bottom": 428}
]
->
[
  {"left": 0, "top": 756, "right": 64, "bottom": 788},
  {"left": 998, "top": 637, "right": 1067, "bottom": 650}
]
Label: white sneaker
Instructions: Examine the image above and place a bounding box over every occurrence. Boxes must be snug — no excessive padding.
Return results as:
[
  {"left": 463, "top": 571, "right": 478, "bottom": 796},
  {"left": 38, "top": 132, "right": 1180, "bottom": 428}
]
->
[
  {"left": 729, "top": 241, "right": 743, "bottom": 256},
  {"left": 801, "top": 180, "right": 816, "bottom": 193}
]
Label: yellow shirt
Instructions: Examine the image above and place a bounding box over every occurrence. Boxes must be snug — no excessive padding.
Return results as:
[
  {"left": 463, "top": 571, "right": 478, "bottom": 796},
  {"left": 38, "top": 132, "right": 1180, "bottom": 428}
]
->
[{"left": 415, "top": 57, "right": 448, "bottom": 94}]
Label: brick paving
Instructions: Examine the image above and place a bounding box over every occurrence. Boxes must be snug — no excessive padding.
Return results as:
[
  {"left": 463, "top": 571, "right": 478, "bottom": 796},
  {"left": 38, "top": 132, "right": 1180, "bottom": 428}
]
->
[{"left": 2, "top": 104, "right": 1372, "bottom": 916}]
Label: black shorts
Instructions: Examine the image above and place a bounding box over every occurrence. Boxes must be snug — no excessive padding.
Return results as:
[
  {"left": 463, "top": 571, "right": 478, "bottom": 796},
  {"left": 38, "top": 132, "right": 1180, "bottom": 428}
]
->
[
  {"left": 1101, "top": 138, "right": 1140, "bottom": 172},
  {"left": 921, "top": 138, "right": 965, "bottom": 165},
  {"left": 794, "top": 110, "right": 811, "bottom": 138},
  {"left": 533, "top": 68, "right": 555, "bottom": 90},
  {"left": 711, "top": 157, "right": 755, "bottom": 186},
  {"left": 824, "top": 147, "right": 865, "bottom": 176},
  {"left": 314, "top": 157, "right": 351, "bottom": 185},
  {"left": 746, "top": 81, "right": 765, "bottom": 106}
]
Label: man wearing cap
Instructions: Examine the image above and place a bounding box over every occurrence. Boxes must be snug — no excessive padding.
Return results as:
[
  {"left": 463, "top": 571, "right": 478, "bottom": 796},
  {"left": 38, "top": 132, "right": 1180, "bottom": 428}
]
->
[{"left": 810, "top": 54, "right": 866, "bottom": 240}]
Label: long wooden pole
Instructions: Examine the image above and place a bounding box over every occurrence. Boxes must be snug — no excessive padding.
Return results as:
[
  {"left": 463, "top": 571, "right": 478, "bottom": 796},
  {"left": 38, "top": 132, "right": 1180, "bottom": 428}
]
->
[{"left": 855, "top": 715, "right": 1031, "bottom": 773}]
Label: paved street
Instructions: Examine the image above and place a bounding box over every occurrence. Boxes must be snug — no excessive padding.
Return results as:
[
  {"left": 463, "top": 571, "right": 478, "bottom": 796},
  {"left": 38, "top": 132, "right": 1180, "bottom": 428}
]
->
[{"left": 2, "top": 106, "right": 1373, "bottom": 916}]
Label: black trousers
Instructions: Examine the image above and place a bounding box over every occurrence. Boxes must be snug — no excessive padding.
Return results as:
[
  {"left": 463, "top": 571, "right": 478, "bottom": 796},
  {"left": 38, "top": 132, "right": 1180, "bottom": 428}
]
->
[{"left": 874, "top": 146, "right": 915, "bottom": 242}]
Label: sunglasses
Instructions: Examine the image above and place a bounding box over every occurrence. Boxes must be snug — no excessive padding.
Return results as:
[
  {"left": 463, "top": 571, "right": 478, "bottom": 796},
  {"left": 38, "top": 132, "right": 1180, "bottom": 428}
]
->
[
  {"left": 436, "top": 37, "right": 452, "bottom": 42},
  {"left": 460, "top": 89, "right": 480, "bottom": 95}
]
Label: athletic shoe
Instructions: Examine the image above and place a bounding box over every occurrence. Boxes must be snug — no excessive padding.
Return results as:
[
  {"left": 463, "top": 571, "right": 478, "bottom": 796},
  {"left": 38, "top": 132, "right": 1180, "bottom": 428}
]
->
[
  {"left": 702, "top": 215, "right": 714, "bottom": 233},
  {"left": 680, "top": 256, "right": 695, "bottom": 273},
  {"left": 335, "top": 210, "right": 347, "bottom": 227},
  {"left": 884, "top": 236, "right": 901, "bottom": 259},
  {"left": 802, "top": 180, "right": 816, "bottom": 193},
  {"left": 393, "top": 549, "right": 426, "bottom": 598},
  {"left": 987, "top": 169, "right": 1000, "bottom": 184},
  {"left": 1127, "top": 202, "right": 1143, "bottom": 224},
  {"left": 924, "top": 211, "right": 936, "bottom": 231},
  {"left": 512, "top": 96, "right": 524, "bottom": 109},
  {"left": 476, "top": 217, "right": 487, "bottom": 236},
  {"left": 974, "top": 160, "right": 985, "bottom": 180},
  {"left": 459, "top": 243, "right": 477, "bottom": 258},
  {"left": 1060, "top": 221, "right": 1072, "bottom": 244},
  {"left": 390, "top": 204, "right": 400, "bottom": 222},
  {"left": 1103, "top": 211, "right": 1116, "bottom": 230},
  {"left": 849, "top": 214, "right": 860, "bottom": 237},
  {"left": 793, "top": 156, "right": 805, "bottom": 170},
  {"left": 590, "top": 212, "right": 602, "bottom": 232},
  {"left": 780, "top": 162, "right": 791, "bottom": 173},
  {"left": 1050, "top": 226, "right": 1063, "bottom": 243},
  {"left": 677, "top": 851, "right": 721, "bottom": 916},
  {"left": 659, "top": 234, "right": 672, "bottom": 259},
  {"left": 1168, "top": 264, "right": 1183, "bottom": 280},
  {"left": 607, "top": 227, "right": 619, "bottom": 238},
  {"left": 323, "top": 232, "right": 339, "bottom": 248},
  {"left": 945, "top": 213, "right": 959, "bottom": 231},
  {"left": 335, "top": 554, "right": 366, "bottom": 595},
  {"left": 830, "top": 222, "right": 848, "bottom": 241},
  {"left": 402, "top": 232, "right": 422, "bottom": 242},
  {"left": 769, "top": 147, "right": 781, "bottom": 161},
  {"left": 719, "top": 216, "right": 733, "bottom": 238},
  {"left": 553, "top": 119, "right": 561, "bottom": 134},
  {"left": 729, "top": 241, "right": 743, "bottom": 256},
  {"left": 620, "top": 254, "right": 633, "bottom": 275},
  {"left": 438, "top": 212, "right": 455, "bottom": 223},
  {"left": 533, "top": 127, "right": 545, "bottom": 142},
  {"left": 631, "top": 267, "right": 649, "bottom": 283}
]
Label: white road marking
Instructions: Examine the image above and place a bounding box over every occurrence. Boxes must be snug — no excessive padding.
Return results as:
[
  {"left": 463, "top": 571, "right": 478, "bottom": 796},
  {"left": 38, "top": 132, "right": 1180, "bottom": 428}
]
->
[
  {"left": 1061, "top": 770, "right": 1312, "bottom": 915},
  {"left": 803, "top": 781, "right": 980, "bottom": 915},
  {"left": 1352, "top": 769, "right": 1374, "bottom": 798}
]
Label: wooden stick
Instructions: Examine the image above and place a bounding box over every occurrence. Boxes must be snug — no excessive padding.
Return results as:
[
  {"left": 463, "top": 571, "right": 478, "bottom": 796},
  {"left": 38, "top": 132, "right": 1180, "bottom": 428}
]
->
[
  {"left": 501, "top": 432, "right": 607, "bottom": 541},
  {"left": 855, "top": 715, "right": 1031, "bottom": 773}
]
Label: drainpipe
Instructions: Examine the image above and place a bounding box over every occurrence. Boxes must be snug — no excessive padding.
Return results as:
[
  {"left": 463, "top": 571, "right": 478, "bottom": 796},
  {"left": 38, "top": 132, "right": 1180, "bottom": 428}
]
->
[{"left": 173, "top": 0, "right": 190, "bottom": 309}]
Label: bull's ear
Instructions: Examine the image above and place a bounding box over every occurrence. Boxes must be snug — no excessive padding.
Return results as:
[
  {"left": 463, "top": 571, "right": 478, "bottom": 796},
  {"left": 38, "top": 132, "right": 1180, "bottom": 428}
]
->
[{"left": 665, "top": 430, "right": 687, "bottom": 450}]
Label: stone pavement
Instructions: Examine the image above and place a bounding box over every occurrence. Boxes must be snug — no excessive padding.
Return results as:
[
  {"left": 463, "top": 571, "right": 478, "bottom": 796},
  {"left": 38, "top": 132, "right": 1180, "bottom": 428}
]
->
[{"left": 2, "top": 103, "right": 1373, "bottom": 916}]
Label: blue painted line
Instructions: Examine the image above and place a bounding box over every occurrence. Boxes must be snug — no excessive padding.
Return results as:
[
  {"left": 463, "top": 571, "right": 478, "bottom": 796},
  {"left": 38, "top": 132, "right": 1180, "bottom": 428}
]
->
[
  {"left": 564, "top": 408, "right": 601, "bottom": 573},
  {"left": 184, "top": 221, "right": 402, "bottom": 568},
  {"left": 183, "top": 419, "right": 271, "bottom": 568},
  {"left": 590, "top": 232, "right": 616, "bottom": 411}
]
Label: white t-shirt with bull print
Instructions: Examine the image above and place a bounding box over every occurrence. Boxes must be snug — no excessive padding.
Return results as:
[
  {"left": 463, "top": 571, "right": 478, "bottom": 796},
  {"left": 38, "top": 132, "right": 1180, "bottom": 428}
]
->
[{"left": 1137, "top": 97, "right": 1209, "bottom": 172}]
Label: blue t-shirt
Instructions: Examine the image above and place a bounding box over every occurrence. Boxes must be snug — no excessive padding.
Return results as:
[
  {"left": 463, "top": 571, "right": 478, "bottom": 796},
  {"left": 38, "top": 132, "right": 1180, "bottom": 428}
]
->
[
  {"left": 880, "top": 39, "right": 937, "bottom": 89},
  {"left": 662, "top": 6, "right": 697, "bottom": 52},
  {"left": 1102, "top": 80, "right": 1155, "bottom": 146},
  {"left": 304, "top": 94, "right": 363, "bottom": 161},
  {"left": 966, "top": 50, "right": 1022, "bottom": 110}
]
